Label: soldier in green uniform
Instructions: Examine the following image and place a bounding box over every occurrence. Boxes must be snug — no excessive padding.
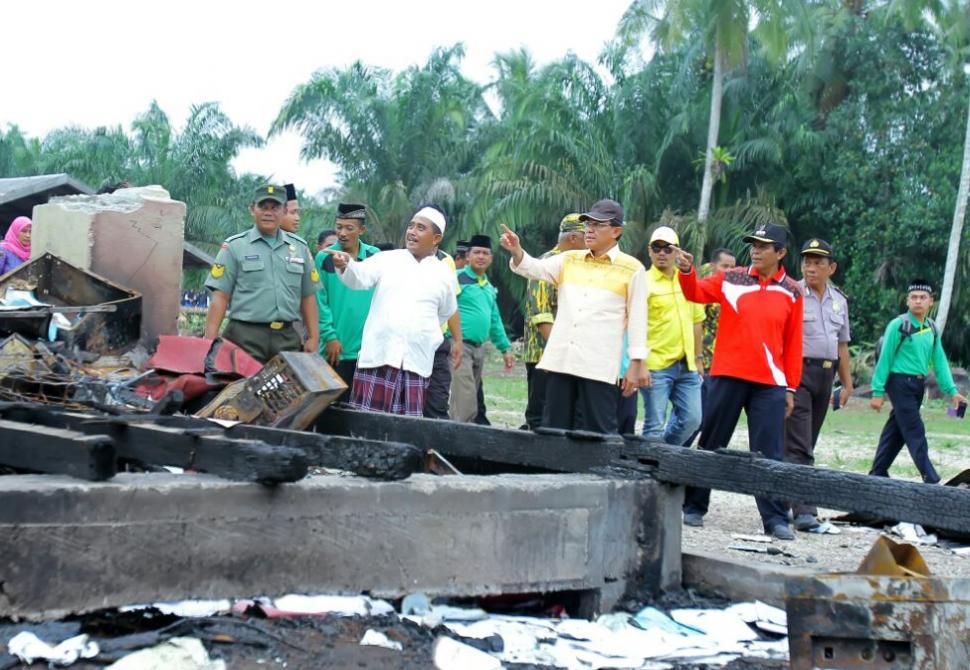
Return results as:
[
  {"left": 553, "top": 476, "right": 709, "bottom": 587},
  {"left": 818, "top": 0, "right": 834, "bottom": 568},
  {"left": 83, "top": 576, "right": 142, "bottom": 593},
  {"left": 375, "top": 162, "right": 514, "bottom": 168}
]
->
[{"left": 204, "top": 185, "right": 321, "bottom": 362}]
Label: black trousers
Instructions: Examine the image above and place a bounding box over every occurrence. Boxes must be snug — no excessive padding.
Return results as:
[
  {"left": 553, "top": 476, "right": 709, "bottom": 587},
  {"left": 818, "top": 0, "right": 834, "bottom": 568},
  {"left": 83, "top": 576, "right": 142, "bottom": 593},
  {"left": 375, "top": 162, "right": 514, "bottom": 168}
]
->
[
  {"left": 423, "top": 338, "right": 452, "bottom": 419},
  {"left": 784, "top": 363, "right": 836, "bottom": 516},
  {"left": 524, "top": 362, "right": 549, "bottom": 429},
  {"left": 474, "top": 384, "right": 490, "bottom": 425},
  {"left": 543, "top": 371, "right": 618, "bottom": 435},
  {"left": 616, "top": 388, "right": 638, "bottom": 435},
  {"left": 870, "top": 373, "right": 941, "bottom": 483},
  {"left": 334, "top": 359, "right": 358, "bottom": 401},
  {"left": 683, "top": 376, "right": 789, "bottom": 531}
]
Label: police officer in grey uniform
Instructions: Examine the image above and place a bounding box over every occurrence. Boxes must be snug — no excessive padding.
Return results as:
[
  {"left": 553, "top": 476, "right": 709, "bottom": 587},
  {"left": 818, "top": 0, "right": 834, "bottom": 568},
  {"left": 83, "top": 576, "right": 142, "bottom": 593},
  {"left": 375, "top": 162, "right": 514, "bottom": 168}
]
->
[
  {"left": 784, "top": 238, "right": 853, "bottom": 531},
  {"left": 204, "top": 185, "right": 321, "bottom": 362}
]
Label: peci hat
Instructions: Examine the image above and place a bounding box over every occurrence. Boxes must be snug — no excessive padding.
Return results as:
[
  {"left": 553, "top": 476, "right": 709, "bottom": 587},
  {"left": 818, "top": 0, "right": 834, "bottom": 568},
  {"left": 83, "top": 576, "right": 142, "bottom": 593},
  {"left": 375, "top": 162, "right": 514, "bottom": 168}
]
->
[
  {"left": 800, "top": 238, "right": 833, "bottom": 257},
  {"left": 284, "top": 183, "right": 298, "bottom": 202},
  {"left": 468, "top": 234, "right": 492, "bottom": 251},
  {"left": 579, "top": 199, "right": 624, "bottom": 227},
  {"left": 336, "top": 203, "right": 367, "bottom": 221},
  {"left": 743, "top": 223, "right": 789, "bottom": 247},
  {"left": 908, "top": 278, "right": 933, "bottom": 295},
  {"left": 649, "top": 226, "right": 680, "bottom": 246},
  {"left": 455, "top": 240, "right": 470, "bottom": 253},
  {"left": 253, "top": 184, "right": 286, "bottom": 205}
]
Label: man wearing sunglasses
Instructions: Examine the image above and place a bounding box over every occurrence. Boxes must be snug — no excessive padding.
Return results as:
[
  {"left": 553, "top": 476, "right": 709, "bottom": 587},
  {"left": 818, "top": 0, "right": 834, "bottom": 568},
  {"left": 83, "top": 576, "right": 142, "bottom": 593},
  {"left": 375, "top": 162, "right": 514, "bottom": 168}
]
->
[
  {"left": 642, "top": 226, "right": 705, "bottom": 446},
  {"left": 675, "top": 223, "right": 803, "bottom": 540},
  {"left": 500, "top": 199, "right": 649, "bottom": 434}
]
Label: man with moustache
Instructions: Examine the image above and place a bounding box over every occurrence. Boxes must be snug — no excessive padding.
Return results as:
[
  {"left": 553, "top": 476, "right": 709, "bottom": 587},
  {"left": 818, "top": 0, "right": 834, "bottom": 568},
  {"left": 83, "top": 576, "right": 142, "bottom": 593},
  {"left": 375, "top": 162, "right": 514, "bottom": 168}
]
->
[
  {"left": 676, "top": 223, "right": 803, "bottom": 540},
  {"left": 316, "top": 203, "right": 380, "bottom": 386},
  {"left": 326, "top": 205, "right": 457, "bottom": 416},
  {"left": 784, "top": 238, "right": 852, "bottom": 532},
  {"left": 205, "top": 185, "right": 320, "bottom": 362}
]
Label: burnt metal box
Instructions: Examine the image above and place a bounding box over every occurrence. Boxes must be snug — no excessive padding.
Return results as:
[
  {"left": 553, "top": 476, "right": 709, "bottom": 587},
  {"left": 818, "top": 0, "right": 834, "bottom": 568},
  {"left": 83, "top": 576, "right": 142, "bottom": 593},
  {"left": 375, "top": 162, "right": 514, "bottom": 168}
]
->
[
  {"left": 786, "top": 574, "right": 970, "bottom": 669},
  {"left": 0, "top": 253, "right": 141, "bottom": 353},
  {"left": 196, "top": 351, "right": 346, "bottom": 430}
]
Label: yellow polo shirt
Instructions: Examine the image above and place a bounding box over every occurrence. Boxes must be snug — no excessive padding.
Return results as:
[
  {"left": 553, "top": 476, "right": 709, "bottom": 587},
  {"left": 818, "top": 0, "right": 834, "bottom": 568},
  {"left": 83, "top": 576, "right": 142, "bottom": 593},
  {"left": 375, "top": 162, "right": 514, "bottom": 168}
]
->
[{"left": 646, "top": 265, "right": 705, "bottom": 371}]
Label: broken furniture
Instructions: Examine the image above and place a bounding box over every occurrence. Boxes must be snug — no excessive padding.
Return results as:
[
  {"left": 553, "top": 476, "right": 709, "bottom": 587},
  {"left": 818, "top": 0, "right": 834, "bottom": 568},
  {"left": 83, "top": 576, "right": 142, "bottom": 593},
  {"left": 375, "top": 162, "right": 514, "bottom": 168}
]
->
[
  {"left": 0, "top": 253, "right": 141, "bottom": 353},
  {"left": 197, "top": 352, "right": 347, "bottom": 430}
]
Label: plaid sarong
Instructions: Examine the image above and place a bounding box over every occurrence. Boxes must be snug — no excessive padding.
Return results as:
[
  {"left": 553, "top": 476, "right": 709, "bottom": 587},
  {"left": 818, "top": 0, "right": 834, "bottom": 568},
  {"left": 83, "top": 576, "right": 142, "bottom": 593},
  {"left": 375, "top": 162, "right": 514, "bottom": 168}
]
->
[{"left": 349, "top": 365, "right": 429, "bottom": 417}]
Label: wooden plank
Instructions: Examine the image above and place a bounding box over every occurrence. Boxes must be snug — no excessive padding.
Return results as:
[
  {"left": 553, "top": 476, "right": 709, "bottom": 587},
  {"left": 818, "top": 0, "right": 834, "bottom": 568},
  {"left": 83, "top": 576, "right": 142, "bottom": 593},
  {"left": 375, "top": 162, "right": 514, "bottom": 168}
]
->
[
  {"left": 622, "top": 439, "right": 970, "bottom": 536},
  {"left": 0, "top": 419, "right": 115, "bottom": 481},
  {"left": 318, "top": 406, "right": 619, "bottom": 474}
]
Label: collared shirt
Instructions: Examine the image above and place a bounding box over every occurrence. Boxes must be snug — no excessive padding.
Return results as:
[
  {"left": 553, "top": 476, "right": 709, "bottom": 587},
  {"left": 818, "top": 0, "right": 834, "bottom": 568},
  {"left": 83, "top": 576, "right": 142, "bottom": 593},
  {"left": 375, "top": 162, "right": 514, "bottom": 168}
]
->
[
  {"left": 511, "top": 244, "right": 648, "bottom": 385},
  {"left": 206, "top": 227, "right": 319, "bottom": 322},
  {"left": 871, "top": 312, "right": 957, "bottom": 397},
  {"left": 680, "top": 265, "right": 803, "bottom": 390},
  {"left": 316, "top": 240, "right": 381, "bottom": 360},
  {"left": 646, "top": 265, "right": 705, "bottom": 371},
  {"left": 456, "top": 266, "right": 511, "bottom": 351},
  {"left": 800, "top": 279, "right": 850, "bottom": 361},
  {"left": 338, "top": 249, "right": 457, "bottom": 378},
  {"left": 523, "top": 247, "right": 561, "bottom": 364}
]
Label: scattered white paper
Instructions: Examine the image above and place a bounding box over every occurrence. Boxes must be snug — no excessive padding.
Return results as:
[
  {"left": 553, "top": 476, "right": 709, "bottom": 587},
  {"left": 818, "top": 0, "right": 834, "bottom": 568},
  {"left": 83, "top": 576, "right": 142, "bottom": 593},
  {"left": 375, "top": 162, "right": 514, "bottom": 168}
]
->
[
  {"left": 670, "top": 609, "right": 759, "bottom": 643},
  {"left": 272, "top": 594, "right": 394, "bottom": 617},
  {"left": 891, "top": 523, "right": 937, "bottom": 546},
  {"left": 433, "top": 636, "right": 503, "bottom": 670},
  {"left": 806, "top": 521, "right": 842, "bottom": 535},
  {"left": 360, "top": 629, "right": 403, "bottom": 651},
  {"left": 8, "top": 631, "right": 99, "bottom": 666}
]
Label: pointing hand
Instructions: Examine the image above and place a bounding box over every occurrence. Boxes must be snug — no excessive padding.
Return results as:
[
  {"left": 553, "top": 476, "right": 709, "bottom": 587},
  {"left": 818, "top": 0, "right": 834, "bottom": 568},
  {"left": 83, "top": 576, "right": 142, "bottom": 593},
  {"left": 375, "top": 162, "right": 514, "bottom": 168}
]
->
[{"left": 324, "top": 248, "right": 352, "bottom": 272}]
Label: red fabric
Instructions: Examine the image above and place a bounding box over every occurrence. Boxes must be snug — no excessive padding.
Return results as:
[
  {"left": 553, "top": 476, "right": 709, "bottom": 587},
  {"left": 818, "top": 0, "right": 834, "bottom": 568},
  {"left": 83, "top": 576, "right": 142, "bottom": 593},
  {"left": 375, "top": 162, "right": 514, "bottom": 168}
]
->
[
  {"left": 135, "top": 374, "right": 219, "bottom": 402},
  {"left": 679, "top": 265, "right": 803, "bottom": 390},
  {"left": 147, "top": 335, "right": 213, "bottom": 374}
]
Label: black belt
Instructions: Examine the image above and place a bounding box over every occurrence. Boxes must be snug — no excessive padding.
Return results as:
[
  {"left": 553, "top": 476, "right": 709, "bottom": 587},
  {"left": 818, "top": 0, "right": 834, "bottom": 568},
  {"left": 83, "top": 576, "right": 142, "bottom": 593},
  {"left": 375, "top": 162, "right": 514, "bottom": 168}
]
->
[
  {"left": 230, "top": 319, "right": 293, "bottom": 330},
  {"left": 804, "top": 357, "right": 838, "bottom": 369},
  {"left": 463, "top": 339, "right": 484, "bottom": 347},
  {"left": 890, "top": 372, "right": 926, "bottom": 381}
]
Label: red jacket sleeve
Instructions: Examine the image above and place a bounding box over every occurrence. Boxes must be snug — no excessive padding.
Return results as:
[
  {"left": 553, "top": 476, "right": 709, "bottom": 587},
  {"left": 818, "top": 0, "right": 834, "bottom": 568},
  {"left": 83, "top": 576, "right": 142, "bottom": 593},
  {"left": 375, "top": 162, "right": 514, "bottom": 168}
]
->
[
  {"left": 782, "top": 293, "right": 804, "bottom": 390},
  {"left": 678, "top": 267, "right": 724, "bottom": 304}
]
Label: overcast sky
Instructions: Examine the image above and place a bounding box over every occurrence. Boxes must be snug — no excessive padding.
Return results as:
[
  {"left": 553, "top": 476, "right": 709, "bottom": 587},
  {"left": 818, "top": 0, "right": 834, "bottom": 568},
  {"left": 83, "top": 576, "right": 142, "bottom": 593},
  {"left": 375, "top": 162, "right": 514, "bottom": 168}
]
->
[{"left": 1, "top": 0, "right": 638, "bottom": 196}]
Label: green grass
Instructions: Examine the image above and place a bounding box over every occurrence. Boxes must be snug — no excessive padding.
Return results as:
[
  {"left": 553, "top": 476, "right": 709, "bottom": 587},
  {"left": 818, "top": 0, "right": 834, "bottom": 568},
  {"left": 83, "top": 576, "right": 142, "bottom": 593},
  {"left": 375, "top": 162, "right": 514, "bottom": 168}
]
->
[{"left": 480, "top": 349, "right": 970, "bottom": 481}]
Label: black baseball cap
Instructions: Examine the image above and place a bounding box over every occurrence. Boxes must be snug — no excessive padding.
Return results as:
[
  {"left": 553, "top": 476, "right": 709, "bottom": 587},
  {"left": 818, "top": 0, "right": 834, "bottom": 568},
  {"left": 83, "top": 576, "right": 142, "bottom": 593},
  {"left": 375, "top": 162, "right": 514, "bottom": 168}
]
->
[
  {"left": 743, "top": 223, "right": 788, "bottom": 246},
  {"left": 800, "top": 238, "right": 833, "bottom": 257},
  {"left": 579, "top": 199, "right": 624, "bottom": 227}
]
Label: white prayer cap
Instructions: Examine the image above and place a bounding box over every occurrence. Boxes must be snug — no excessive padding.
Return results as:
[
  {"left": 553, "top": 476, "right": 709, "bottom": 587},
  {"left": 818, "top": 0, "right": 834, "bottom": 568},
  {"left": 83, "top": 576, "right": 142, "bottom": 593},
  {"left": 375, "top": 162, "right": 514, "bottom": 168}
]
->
[{"left": 412, "top": 206, "right": 447, "bottom": 235}]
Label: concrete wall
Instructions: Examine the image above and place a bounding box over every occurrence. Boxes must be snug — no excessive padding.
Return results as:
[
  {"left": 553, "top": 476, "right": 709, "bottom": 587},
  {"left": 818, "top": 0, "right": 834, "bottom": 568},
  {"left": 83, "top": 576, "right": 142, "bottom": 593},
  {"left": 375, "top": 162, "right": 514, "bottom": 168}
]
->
[
  {"left": 32, "top": 186, "right": 186, "bottom": 343},
  {"left": 0, "top": 473, "right": 682, "bottom": 620}
]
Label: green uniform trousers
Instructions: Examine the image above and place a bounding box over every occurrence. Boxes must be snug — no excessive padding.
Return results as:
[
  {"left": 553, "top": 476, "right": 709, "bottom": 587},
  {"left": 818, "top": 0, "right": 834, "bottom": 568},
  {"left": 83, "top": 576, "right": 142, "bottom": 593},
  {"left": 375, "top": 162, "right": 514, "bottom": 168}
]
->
[{"left": 223, "top": 320, "right": 303, "bottom": 363}]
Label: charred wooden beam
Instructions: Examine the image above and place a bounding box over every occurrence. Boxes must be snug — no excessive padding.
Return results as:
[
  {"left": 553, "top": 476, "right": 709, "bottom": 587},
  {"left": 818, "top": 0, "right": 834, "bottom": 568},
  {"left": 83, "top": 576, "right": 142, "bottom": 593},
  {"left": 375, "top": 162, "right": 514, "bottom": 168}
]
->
[
  {"left": 0, "top": 419, "right": 115, "bottom": 481},
  {"left": 621, "top": 438, "right": 970, "bottom": 536},
  {"left": 318, "top": 406, "right": 620, "bottom": 474}
]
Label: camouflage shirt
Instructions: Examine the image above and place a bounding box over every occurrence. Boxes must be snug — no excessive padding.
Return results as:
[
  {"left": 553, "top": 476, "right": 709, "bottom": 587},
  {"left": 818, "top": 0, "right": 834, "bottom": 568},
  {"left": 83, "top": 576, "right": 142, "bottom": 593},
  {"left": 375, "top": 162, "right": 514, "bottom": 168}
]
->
[
  {"left": 699, "top": 263, "right": 720, "bottom": 370},
  {"left": 523, "top": 247, "right": 561, "bottom": 364}
]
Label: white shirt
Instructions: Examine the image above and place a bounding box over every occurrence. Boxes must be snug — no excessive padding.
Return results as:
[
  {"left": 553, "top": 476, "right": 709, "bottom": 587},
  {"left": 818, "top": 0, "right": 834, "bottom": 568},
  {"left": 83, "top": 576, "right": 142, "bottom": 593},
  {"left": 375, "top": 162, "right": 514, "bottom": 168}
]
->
[
  {"left": 338, "top": 249, "right": 457, "bottom": 378},
  {"left": 512, "top": 244, "right": 648, "bottom": 384}
]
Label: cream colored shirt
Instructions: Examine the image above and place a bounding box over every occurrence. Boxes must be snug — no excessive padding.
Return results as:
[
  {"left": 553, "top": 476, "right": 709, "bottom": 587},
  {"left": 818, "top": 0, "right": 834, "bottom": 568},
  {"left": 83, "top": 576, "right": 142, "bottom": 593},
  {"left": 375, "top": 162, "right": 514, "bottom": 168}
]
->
[{"left": 512, "top": 244, "right": 648, "bottom": 384}]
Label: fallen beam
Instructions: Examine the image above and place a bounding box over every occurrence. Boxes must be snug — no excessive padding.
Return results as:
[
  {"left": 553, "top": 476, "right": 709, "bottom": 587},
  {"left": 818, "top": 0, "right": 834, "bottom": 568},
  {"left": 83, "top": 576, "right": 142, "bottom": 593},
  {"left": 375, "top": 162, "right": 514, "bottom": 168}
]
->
[
  {"left": 623, "top": 438, "right": 970, "bottom": 536},
  {"left": 0, "top": 419, "right": 115, "bottom": 481},
  {"left": 318, "top": 406, "right": 621, "bottom": 474}
]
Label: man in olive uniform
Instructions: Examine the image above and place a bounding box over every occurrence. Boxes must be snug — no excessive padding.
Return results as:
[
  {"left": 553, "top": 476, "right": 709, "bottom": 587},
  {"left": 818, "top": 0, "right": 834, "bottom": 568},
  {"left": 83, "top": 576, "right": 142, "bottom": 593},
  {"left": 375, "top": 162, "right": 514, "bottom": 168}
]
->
[
  {"left": 204, "top": 185, "right": 321, "bottom": 362},
  {"left": 784, "top": 238, "right": 852, "bottom": 532}
]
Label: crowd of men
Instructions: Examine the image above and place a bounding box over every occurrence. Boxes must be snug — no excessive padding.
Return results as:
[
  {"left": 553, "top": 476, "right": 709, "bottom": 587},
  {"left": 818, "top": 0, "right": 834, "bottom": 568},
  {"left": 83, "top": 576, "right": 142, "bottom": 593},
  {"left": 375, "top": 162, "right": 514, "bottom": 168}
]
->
[{"left": 205, "top": 185, "right": 967, "bottom": 541}]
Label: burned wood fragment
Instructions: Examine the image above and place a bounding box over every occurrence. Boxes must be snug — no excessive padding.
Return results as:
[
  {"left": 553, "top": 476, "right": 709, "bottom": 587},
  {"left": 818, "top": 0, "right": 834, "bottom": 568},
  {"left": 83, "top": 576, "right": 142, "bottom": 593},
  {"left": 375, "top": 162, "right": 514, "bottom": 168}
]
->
[{"left": 0, "top": 418, "right": 115, "bottom": 481}]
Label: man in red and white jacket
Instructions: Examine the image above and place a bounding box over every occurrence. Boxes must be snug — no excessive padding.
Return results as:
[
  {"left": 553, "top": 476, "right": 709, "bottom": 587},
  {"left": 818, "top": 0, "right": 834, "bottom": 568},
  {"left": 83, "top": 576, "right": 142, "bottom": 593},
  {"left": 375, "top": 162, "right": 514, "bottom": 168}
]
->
[{"left": 675, "top": 223, "right": 803, "bottom": 540}]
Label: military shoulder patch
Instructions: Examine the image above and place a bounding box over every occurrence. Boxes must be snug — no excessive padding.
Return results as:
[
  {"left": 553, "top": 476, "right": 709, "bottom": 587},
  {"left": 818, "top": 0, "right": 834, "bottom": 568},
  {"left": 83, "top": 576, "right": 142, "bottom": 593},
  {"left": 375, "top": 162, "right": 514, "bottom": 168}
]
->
[
  {"left": 210, "top": 263, "right": 226, "bottom": 278},
  {"left": 310, "top": 268, "right": 320, "bottom": 282}
]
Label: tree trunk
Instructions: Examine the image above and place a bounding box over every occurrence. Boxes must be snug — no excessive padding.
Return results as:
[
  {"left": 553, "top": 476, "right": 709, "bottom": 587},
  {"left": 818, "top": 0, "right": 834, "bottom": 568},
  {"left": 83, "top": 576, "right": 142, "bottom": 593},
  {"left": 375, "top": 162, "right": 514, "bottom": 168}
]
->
[
  {"left": 936, "top": 84, "right": 970, "bottom": 334},
  {"left": 697, "top": 32, "right": 725, "bottom": 224}
]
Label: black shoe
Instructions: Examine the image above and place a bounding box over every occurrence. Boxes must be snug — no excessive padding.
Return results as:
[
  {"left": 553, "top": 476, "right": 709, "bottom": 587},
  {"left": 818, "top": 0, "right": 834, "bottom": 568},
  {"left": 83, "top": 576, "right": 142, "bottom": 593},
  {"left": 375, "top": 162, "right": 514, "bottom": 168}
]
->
[
  {"left": 769, "top": 524, "right": 795, "bottom": 541},
  {"left": 794, "top": 514, "right": 821, "bottom": 532},
  {"left": 683, "top": 513, "right": 704, "bottom": 527}
]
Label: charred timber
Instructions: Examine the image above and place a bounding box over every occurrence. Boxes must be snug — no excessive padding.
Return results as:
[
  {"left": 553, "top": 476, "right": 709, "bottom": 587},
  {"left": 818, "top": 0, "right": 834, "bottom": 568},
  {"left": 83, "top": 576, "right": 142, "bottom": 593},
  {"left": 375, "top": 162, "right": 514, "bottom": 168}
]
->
[{"left": 0, "top": 419, "right": 116, "bottom": 481}]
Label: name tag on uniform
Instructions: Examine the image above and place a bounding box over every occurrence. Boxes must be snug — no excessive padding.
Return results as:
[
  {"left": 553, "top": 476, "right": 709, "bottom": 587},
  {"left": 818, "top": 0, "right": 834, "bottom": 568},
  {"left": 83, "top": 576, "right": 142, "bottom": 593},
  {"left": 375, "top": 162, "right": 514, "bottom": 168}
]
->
[
  {"left": 286, "top": 256, "right": 305, "bottom": 265},
  {"left": 244, "top": 254, "right": 260, "bottom": 261}
]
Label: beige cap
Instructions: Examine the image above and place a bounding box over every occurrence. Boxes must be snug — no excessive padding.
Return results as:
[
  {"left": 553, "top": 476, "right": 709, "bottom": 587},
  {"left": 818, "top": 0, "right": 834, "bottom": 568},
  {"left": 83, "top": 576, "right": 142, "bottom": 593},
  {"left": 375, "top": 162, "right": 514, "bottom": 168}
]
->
[{"left": 649, "top": 226, "right": 679, "bottom": 246}]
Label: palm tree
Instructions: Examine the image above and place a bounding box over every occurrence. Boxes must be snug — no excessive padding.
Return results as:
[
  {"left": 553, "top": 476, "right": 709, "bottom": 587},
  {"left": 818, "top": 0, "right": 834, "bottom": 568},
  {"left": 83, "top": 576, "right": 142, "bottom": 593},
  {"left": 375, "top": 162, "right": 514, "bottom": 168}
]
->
[{"left": 612, "top": 0, "right": 802, "bottom": 223}]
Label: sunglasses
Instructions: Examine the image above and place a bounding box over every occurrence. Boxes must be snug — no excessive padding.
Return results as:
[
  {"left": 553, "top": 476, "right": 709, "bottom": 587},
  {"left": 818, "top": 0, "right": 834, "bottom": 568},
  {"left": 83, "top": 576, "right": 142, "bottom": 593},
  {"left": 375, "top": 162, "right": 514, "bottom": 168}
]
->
[{"left": 650, "top": 243, "right": 675, "bottom": 254}]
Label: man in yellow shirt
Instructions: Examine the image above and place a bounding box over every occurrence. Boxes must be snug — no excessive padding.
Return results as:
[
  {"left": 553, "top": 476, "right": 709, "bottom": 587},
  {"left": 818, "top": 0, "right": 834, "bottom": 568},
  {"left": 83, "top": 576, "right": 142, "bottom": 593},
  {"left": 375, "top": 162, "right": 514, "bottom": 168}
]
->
[{"left": 642, "top": 226, "right": 705, "bottom": 445}]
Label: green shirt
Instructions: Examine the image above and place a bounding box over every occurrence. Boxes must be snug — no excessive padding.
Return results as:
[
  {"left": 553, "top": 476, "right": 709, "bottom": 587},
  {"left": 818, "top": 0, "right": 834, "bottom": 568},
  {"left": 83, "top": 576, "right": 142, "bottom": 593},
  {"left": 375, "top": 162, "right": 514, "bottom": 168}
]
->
[
  {"left": 315, "top": 240, "right": 381, "bottom": 359},
  {"left": 456, "top": 266, "right": 511, "bottom": 352},
  {"left": 524, "top": 247, "right": 560, "bottom": 364},
  {"left": 205, "top": 226, "right": 320, "bottom": 322},
  {"left": 871, "top": 312, "right": 957, "bottom": 397}
]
